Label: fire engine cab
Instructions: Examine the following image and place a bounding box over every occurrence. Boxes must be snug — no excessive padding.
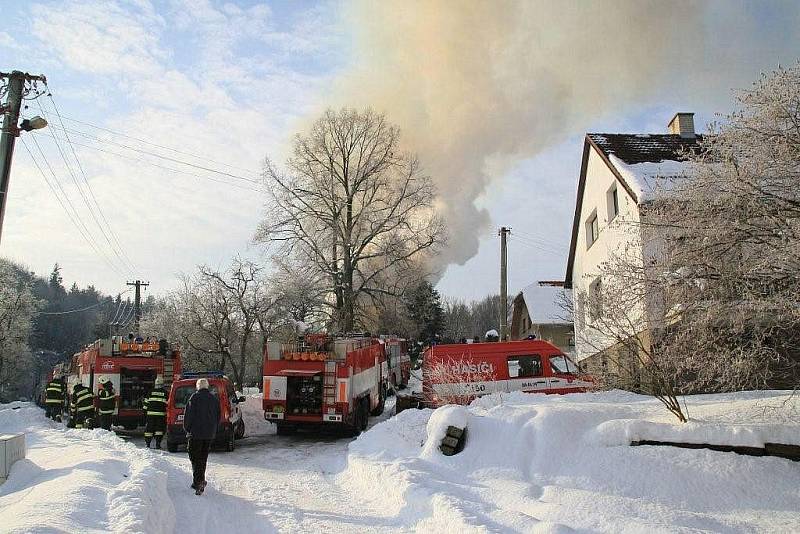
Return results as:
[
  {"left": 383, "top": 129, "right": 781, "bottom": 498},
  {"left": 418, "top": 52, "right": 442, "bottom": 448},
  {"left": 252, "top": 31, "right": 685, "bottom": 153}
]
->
[
  {"left": 67, "top": 336, "right": 181, "bottom": 429},
  {"left": 262, "top": 334, "right": 388, "bottom": 435},
  {"left": 398, "top": 339, "right": 592, "bottom": 411}
]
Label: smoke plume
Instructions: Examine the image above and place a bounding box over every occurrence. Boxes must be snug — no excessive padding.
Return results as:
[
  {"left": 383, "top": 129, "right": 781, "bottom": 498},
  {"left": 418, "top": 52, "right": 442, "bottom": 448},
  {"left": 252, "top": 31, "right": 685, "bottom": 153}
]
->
[{"left": 330, "top": 0, "right": 800, "bottom": 269}]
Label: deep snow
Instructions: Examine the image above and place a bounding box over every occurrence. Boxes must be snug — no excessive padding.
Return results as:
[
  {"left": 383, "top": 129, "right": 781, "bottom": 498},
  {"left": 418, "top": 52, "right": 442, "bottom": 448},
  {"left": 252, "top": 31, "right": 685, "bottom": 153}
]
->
[{"left": 1, "top": 390, "right": 799, "bottom": 533}]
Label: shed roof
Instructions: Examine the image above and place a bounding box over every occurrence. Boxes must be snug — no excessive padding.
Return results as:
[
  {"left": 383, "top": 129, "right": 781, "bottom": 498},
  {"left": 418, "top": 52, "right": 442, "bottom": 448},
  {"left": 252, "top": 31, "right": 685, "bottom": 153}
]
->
[{"left": 519, "top": 282, "right": 571, "bottom": 325}]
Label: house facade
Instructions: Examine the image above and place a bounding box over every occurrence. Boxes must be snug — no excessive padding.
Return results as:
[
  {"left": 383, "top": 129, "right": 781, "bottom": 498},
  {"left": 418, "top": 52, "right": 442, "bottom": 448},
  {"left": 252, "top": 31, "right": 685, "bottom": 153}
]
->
[
  {"left": 510, "top": 281, "right": 574, "bottom": 356},
  {"left": 565, "top": 113, "right": 701, "bottom": 367}
]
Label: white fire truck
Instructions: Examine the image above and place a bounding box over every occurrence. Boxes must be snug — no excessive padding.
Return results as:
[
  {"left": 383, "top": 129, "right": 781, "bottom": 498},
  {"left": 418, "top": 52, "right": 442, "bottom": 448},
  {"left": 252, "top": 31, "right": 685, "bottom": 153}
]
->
[{"left": 262, "top": 334, "right": 388, "bottom": 435}]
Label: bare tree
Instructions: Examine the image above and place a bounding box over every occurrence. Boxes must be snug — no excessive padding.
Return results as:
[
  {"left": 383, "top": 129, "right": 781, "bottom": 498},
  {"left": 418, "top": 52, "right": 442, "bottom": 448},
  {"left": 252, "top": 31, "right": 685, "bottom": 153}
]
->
[{"left": 258, "top": 108, "right": 446, "bottom": 332}]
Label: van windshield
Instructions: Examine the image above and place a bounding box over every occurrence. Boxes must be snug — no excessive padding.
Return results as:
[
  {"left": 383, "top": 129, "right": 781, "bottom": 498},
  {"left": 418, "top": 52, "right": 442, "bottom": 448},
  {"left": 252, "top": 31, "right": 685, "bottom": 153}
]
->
[
  {"left": 549, "top": 355, "right": 577, "bottom": 374},
  {"left": 173, "top": 385, "right": 219, "bottom": 409}
]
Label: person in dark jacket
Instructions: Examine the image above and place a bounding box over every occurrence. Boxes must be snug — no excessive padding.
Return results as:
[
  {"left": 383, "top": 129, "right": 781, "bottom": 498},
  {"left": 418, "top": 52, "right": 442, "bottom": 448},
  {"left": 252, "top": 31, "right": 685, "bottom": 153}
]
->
[
  {"left": 97, "top": 379, "right": 116, "bottom": 431},
  {"left": 71, "top": 383, "right": 94, "bottom": 429},
  {"left": 44, "top": 377, "right": 65, "bottom": 421},
  {"left": 183, "top": 378, "right": 220, "bottom": 495},
  {"left": 143, "top": 378, "right": 168, "bottom": 448}
]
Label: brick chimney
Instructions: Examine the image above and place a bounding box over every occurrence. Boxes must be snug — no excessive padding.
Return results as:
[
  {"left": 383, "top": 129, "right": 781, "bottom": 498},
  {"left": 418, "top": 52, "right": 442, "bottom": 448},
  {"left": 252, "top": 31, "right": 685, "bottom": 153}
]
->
[{"left": 668, "top": 112, "right": 695, "bottom": 138}]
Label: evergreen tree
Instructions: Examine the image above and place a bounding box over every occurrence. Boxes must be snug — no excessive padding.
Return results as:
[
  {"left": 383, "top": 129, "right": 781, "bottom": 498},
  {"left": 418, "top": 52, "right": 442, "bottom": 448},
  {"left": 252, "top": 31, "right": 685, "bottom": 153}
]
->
[{"left": 405, "top": 281, "right": 445, "bottom": 345}]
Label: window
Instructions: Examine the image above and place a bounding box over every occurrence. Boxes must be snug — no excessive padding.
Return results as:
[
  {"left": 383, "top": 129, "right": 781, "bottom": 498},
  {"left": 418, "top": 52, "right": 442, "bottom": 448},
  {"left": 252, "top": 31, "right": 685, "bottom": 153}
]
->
[
  {"left": 586, "top": 211, "right": 599, "bottom": 248},
  {"left": 507, "top": 355, "right": 542, "bottom": 378},
  {"left": 607, "top": 185, "right": 619, "bottom": 221},
  {"left": 589, "top": 277, "right": 602, "bottom": 321},
  {"left": 549, "top": 355, "right": 577, "bottom": 375},
  {"left": 173, "top": 385, "right": 219, "bottom": 409}
]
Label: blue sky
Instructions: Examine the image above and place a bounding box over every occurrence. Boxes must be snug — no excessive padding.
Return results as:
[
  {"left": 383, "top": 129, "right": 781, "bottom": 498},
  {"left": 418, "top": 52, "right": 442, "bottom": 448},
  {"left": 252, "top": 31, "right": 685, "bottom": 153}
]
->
[{"left": 2, "top": 0, "right": 800, "bottom": 302}]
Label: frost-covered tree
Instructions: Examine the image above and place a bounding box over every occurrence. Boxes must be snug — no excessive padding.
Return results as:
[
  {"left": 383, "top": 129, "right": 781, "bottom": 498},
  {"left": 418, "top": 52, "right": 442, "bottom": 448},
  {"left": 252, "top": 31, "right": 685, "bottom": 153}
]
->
[
  {"left": 579, "top": 63, "right": 800, "bottom": 422},
  {"left": 257, "top": 108, "right": 446, "bottom": 332},
  {"left": 0, "top": 259, "right": 40, "bottom": 401}
]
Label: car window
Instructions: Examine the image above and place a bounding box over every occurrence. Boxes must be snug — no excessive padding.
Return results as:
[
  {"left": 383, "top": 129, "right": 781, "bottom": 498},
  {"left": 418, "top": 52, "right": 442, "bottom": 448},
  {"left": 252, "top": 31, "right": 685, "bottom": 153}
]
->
[
  {"left": 507, "top": 355, "right": 542, "bottom": 378},
  {"left": 173, "top": 384, "right": 219, "bottom": 408},
  {"left": 549, "top": 355, "right": 577, "bottom": 374}
]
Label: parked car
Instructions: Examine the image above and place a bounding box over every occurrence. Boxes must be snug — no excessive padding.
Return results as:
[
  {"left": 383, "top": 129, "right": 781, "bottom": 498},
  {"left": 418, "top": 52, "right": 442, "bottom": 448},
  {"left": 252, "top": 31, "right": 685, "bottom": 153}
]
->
[{"left": 165, "top": 372, "right": 246, "bottom": 452}]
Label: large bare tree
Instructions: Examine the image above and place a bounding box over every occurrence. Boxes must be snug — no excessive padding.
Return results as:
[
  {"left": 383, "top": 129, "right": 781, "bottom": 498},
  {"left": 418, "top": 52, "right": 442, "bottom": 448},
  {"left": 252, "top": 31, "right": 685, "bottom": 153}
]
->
[{"left": 258, "top": 108, "right": 445, "bottom": 332}]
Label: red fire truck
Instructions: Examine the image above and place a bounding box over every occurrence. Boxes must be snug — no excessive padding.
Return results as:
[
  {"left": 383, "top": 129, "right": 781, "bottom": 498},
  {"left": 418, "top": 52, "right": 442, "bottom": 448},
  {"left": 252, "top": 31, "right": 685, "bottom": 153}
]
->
[
  {"left": 397, "top": 339, "right": 593, "bottom": 411},
  {"left": 67, "top": 337, "right": 182, "bottom": 429},
  {"left": 262, "top": 334, "right": 388, "bottom": 435},
  {"left": 384, "top": 337, "right": 411, "bottom": 390}
]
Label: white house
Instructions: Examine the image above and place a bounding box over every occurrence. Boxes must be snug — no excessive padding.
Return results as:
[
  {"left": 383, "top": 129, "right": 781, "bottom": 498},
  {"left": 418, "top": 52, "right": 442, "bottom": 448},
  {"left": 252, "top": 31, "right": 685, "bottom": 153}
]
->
[
  {"left": 564, "top": 113, "right": 701, "bottom": 364},
  {"left": 510, "top": 281, "right": 574, "bottom": 355}
]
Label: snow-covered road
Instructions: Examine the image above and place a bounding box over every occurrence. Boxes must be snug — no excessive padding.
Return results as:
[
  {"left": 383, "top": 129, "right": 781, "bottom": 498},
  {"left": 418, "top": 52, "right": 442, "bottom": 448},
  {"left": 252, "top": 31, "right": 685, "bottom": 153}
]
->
[
  {"left": 3, "top": 391, "right": 799, "bottom": 533},
  {"left": 120, "top": 397, "right": 402, "bottom": 533}
]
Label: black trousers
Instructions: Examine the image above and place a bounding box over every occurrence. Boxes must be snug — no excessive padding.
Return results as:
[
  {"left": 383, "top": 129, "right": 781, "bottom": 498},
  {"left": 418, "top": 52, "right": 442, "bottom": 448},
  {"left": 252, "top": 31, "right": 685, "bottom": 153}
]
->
[
  {"left": 144, "top": 415, "right": 166, "bottom": 442},
  {"left": 188, "top": 438, "right": 212, "bottom": 486},
  {"left": 98, "top": 413, "right": 113, "bottom": 430},
  {"left": 45, "top": 404, "right": 62, "bottom": 420}
]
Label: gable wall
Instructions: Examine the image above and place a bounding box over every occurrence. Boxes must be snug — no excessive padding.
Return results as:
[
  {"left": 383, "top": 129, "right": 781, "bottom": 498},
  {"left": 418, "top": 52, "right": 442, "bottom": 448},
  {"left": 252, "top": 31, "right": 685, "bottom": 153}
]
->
[{"left": 570, "top": 147, "right": 645, "bottom": 360}]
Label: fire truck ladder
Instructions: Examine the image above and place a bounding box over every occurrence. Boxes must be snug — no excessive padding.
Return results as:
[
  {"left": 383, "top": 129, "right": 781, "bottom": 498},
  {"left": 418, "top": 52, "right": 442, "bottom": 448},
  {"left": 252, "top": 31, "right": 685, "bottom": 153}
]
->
[{"left": 323, "top": 360, "right": 337, "bottom": 412}]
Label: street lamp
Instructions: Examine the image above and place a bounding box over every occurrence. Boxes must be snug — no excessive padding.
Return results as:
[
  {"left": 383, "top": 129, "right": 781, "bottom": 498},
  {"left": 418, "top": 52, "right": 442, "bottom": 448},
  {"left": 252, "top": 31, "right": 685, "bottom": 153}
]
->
[{"left": 19, "top": 116, "right": 48, "bottom": 132}]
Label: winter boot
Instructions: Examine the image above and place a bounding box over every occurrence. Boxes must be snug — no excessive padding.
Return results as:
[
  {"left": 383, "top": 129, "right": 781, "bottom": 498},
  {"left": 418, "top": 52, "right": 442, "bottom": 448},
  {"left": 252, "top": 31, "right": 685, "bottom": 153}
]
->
[
  {"left": 145, "top": 439, "right": 151, "bottom": 448},
  {"left": 155, "top": 438, "right": 162, "bottom": 449},
  {"left": 195, "top": 481, "right": 206, "bottom": 496}
]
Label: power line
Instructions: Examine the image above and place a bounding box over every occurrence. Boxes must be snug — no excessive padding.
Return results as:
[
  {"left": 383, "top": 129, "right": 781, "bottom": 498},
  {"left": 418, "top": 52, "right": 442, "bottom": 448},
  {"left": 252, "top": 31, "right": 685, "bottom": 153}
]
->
[
  {"left": 39, "top": 301, "right": 106, "bottom": 315},
  {"left": 44, "top": 132, "right": 263, "bottom": 193},
  {"left": 44, "top": 94, "right": 137, "bottom": 274},
  {"left": 56, "top": 125, "right": 261, "bottom": 186},
  {"left": 20, "top": 137, "right": 128, "bottom": 278},
  {"left": 55, "top": 113, "right": 259, "bottom": 176},
  {"left": 34, "top": 99, "right": 134, "bottom": 275}
]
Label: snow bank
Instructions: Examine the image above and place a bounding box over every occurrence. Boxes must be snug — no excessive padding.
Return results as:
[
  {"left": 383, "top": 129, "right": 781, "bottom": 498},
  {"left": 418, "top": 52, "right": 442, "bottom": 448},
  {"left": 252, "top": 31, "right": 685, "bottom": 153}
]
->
[
  {"left": 420, "top": 404, "right": 468, "bottom": 460},
  {"left": 0, "top": 402, "right": 176, "bottom": 533},
  {"left": 341, "top": 390, "right": 800, "bottom": 532}
]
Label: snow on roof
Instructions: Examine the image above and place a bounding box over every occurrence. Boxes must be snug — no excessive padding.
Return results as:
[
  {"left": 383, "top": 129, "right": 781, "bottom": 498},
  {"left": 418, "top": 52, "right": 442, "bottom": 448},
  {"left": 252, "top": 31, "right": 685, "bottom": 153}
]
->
[
  {"left": 520, "top": 282, "right": 570, "bottom": 324},
  {"left": 608, "top": 154, "right": 693, "bottom": 203}
]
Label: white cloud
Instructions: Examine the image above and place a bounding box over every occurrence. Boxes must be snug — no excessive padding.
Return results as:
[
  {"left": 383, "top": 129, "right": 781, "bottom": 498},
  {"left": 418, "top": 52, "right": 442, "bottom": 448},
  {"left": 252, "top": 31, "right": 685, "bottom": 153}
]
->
[{"left": 3, "top": 0, "right": 339, "bottom": 294}]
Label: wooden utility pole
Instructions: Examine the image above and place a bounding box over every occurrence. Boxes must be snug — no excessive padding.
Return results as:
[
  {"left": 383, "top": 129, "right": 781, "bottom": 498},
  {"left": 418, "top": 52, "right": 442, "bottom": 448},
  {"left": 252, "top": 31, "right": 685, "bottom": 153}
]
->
[
  {"left": 126, "top": 280, "right": 149, "bottom": 333},
  {"left": 499, "top": 226, "right": 511, "bottom": 340},
  {"left": 0, "top": 71, "right": 47, "bottom": 244}
]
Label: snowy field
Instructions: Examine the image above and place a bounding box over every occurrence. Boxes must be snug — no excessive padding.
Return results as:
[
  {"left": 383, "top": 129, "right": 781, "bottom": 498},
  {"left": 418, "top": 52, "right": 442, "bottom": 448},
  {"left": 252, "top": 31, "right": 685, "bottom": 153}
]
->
[{"left": 1, "top": 390, "right": 799, "bottom": 533}]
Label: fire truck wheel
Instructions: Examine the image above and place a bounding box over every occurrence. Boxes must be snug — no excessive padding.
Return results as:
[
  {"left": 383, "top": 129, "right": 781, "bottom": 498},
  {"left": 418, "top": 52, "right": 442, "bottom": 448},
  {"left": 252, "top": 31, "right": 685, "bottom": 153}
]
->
[
  {"left": 370, "top": 389, "right": 386, "bottom": 417},
  {"left": 360, "top": 399, "right": 369, "bottom": 431},
  {"left": 235, "top": 418, "right": 245, "bottom": 439},
  {"left": 167, "top": 441, "right": 178, "bottom": 453}
]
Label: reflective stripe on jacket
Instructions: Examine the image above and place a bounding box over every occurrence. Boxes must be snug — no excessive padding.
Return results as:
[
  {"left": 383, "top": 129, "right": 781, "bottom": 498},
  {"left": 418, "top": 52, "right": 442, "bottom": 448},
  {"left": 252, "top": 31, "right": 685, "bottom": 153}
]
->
[
  {"left": 144, "top": 388, "right": 167, "bottom": 417},
  {"left": 45, "top": 381, "right": 64, "bottom": 404},
  {"left": 98, "top": 388, "right": 116, "bottom": 414},
  {"left": 73, "top": 387, "right": 95, "bottom": 413}
]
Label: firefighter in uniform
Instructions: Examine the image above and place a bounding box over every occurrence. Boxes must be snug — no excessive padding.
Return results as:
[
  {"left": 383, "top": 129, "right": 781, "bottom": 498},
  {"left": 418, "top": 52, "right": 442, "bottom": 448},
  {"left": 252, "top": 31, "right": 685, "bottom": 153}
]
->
[
  {"left": 97, "top": 379, "right": 116, "bottom": 431},
  {"left": 144, "top": 378, "right": 168, "bottom": 448},
  {"left": 71, "top": 383, "right": 95, "bottom": 429},
  {"left": 44, "top": 377, "right": 65, "bottom": 421}
]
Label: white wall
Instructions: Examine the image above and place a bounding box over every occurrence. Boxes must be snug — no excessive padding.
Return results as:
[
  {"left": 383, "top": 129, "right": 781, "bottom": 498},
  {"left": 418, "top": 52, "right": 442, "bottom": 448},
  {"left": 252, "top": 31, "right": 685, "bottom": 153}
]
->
[{"left": 571, "top": 147, "right": 645, "bottom": 361}]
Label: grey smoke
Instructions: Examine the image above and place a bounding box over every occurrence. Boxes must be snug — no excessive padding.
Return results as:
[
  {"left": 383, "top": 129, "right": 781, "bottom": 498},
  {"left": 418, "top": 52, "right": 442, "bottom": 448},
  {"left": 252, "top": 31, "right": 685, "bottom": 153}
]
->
[{"left": 328, "top": 0, "right": 800, "bottom": 270}]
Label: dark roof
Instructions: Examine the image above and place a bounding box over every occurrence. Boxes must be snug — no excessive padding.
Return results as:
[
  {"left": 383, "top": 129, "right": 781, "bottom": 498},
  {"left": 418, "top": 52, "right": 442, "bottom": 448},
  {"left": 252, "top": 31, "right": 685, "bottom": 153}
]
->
[{"left": 587, "top": 133, "right": 703, "bottom": 164}]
